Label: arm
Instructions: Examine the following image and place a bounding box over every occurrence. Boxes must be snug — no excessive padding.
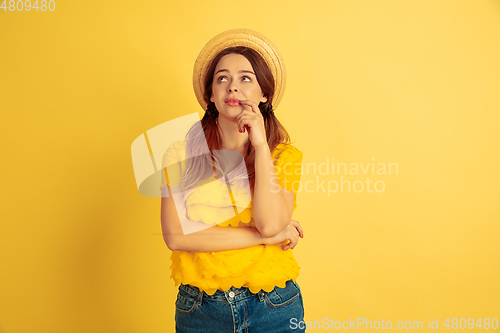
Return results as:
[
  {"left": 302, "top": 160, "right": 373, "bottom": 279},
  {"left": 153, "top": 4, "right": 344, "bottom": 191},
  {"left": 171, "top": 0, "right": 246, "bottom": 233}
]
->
[
  {"left": 160, "top": 183, "right": 303, "bottom": 252},
  {"left": 159, "top": 142, "right": 266, "bottom": 252},
  {"left": 161, "top": 184, "right": 268, "bottom": 252},
  {"left": 252, "top": 143, "right": 294, "bottom": 238},
  {"left": 160, "top": 138, "right": 298, "bottom": 250}
]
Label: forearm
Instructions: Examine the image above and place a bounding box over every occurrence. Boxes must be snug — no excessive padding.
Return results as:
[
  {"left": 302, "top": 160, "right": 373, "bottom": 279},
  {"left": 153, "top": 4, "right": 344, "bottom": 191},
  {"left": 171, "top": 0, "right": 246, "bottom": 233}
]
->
[
  {"left": 162, "top": 186, "right": 268, "bottom": 252},
  {"left": 252, "top": 143, "right": 291, "bottom": 237},
  {"left": 167, "top": 222, "right": 266, "bottom": 252}
]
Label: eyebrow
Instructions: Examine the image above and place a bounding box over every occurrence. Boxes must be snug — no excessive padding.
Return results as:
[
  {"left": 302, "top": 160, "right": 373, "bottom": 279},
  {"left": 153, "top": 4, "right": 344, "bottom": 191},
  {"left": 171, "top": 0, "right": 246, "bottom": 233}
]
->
[{"left": 214, "top": 69, "right": 256, "bottom": 76}]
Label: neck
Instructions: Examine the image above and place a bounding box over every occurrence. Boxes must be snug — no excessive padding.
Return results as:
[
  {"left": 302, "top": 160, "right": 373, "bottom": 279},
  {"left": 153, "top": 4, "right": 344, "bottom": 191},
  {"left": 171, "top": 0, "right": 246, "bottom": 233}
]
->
[{"left": 217, "top": 116, "right": 248, "bottom": 153}]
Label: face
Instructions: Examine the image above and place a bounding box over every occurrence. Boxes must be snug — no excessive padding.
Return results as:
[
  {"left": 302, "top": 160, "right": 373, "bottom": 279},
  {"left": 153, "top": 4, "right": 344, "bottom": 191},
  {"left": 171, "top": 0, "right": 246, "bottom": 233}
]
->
[{"left": 210, "top": 53, "right": 268, "bottom": 119}]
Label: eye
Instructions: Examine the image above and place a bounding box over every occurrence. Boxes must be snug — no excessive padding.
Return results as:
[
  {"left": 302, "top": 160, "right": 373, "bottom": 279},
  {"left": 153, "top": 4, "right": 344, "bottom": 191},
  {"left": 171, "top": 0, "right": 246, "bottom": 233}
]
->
[
  {"left": 242, "top": 76, "right": 251, "bottom": 82},
  {"left": 217, "top": 76, "right": 227, "bottom": 82}
]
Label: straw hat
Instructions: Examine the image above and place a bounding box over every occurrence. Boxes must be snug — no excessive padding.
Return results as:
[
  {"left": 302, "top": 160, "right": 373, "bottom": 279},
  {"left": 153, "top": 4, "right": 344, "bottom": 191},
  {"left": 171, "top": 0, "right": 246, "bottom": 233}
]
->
[{"left": 193, "top": 29, "right": 286, "bottom": 112}]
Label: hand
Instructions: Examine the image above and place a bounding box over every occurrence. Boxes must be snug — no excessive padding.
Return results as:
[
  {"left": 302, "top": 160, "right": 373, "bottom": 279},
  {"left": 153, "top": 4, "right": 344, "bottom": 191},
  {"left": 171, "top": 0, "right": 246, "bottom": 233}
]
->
[
  {"left": 264, "top": 219, "right": 304, "bottom": 250},
  {"left": 237, "top": 100, "right": 267, "bottom": 148}
]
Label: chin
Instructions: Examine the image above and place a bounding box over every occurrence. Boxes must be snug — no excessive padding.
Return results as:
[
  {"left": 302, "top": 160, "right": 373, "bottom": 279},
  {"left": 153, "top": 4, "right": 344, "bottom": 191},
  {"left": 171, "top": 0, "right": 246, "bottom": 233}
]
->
[{"left": 221, "top": 107, "right": 241, "bottom": 118}]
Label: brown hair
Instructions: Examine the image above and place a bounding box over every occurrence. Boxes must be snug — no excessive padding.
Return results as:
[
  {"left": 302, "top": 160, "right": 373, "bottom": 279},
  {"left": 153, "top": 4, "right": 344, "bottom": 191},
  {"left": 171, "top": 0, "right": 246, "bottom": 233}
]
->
[{"left": 180, "top": 46, "right": 292, "bottom": 197}]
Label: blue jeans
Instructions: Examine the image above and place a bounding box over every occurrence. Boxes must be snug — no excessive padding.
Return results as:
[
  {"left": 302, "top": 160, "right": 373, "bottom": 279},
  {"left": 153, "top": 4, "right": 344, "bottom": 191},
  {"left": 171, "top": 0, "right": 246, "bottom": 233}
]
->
[{"left": 174, "top": 279, "right": 305, "bottom": 332}]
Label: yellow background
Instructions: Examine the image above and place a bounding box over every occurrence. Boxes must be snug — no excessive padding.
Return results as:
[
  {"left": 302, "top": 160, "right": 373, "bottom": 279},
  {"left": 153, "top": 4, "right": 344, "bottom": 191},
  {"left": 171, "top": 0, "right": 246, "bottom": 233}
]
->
[{"left": 1, "top": 0, "right": 499, "bottom": 331}]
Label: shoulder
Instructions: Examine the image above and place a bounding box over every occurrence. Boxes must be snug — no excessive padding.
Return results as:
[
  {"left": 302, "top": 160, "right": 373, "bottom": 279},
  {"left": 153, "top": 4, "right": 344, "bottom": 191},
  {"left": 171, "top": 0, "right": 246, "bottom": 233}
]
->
[
  {"left": 169, "top": 139, "right": 187, "bottom": 151},
  {"left": 272, "top": 142, "right": 303, "bottom": 165},
  {"left": 163, "top": 140, "right": 187, "bottom": 159},
  {"left": 161, "top": 140, "right": 188, "bottom": 188},
  {"left": 161, "top": 140, "right": 188, "bottom": 170}
]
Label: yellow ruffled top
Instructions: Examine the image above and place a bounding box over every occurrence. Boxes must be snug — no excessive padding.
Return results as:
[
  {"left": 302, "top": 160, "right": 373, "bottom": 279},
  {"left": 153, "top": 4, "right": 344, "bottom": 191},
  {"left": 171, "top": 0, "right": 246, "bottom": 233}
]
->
[{"left": 161, "top": 139, "right": 303, "bottom": 295}]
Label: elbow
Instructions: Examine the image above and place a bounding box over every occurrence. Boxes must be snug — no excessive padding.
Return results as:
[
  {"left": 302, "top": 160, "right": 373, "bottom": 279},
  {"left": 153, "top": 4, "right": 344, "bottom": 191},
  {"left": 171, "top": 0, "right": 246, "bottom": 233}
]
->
[
  {"left": 257, "top": 215, "right": 291, "bottom": 238},
  {"left": 163, "top": 235, "right": 179, "bottom": 251},
  {"left": 258, "top": 224, "right": 281, "bottom": 238}
]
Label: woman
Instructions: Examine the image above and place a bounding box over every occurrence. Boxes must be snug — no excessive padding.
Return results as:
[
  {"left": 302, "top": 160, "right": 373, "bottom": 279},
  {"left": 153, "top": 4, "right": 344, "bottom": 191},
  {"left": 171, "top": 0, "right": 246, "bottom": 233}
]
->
[{"left": 160, "top": 29, "right": 305, "bottom": 333}]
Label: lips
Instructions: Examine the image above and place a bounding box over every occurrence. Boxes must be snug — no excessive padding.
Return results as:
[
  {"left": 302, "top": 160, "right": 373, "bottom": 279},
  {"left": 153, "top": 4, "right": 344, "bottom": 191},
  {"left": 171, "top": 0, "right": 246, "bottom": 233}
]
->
[{"left": 225, "top": 98, "right": 241, "bottom": 107}]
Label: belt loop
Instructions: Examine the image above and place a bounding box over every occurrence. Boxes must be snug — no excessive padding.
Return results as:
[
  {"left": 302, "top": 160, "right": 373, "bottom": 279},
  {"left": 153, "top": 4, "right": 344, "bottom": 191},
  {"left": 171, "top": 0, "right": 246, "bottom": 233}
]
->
[{"left": 197, "top": 290, "right": 203, "bottom": 306}]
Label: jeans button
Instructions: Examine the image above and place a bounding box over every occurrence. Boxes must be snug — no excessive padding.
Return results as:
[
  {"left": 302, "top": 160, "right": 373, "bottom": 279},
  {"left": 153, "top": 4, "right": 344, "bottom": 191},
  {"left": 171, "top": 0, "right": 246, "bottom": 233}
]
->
[{"left": 228, "top": 291, "right": 235, "bottom": 298}]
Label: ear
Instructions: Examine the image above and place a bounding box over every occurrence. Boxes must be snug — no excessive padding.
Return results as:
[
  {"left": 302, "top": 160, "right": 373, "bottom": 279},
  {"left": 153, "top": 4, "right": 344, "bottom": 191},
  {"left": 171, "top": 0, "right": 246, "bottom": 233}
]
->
[
  {"left": 210, "top": 93, "right": 214, "bottom": 103},
  {"left": 260, "top": 94, "right": 268, "bottom": 103}
]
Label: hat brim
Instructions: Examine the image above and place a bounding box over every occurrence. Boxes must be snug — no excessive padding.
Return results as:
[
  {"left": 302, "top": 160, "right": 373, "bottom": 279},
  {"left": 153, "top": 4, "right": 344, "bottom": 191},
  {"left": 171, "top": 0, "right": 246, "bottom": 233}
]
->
[{"left": 193, "top": 29, "right": 286, "bottom": 112}]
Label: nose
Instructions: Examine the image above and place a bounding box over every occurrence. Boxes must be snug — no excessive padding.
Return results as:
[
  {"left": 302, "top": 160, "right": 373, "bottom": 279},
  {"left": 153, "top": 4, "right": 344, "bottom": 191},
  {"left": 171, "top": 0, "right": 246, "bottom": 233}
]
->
[{"left": 228, "top": 81, "right": 239, "bottom": 93}]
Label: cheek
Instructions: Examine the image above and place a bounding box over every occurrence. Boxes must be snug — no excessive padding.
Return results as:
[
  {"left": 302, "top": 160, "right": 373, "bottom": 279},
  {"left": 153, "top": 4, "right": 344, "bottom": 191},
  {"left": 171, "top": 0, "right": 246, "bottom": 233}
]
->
[
  {"left": 211, "top": 86, "right": 218, "bottom": 100},
  {"left": 254, "top": 87, "right": 265, "bottom": 98},
  {"left": 211, "top": 85, "right": 224, "bottom": 104},
  {"left": 212, "top": 83, "right": 224, "bottom": 96}
]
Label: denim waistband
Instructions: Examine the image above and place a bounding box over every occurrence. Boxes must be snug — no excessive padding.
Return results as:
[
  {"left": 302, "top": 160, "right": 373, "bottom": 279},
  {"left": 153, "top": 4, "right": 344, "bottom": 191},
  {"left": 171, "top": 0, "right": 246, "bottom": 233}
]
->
[{"left": 179, "top": 279, "right": 297, "bottom": 304}]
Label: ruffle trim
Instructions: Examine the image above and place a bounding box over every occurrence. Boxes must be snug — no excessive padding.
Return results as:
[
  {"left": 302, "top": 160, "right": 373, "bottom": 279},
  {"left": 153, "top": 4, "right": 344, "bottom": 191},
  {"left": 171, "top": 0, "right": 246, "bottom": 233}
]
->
[
  {"left": 169, "top": 245, "right": 301, "bottom": 295},
  {"left": 187, "top": 205, "right": 252, "bottom": 227},
  {"left": 185, "top": 176, "right": 252, "bottom": 227}
]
